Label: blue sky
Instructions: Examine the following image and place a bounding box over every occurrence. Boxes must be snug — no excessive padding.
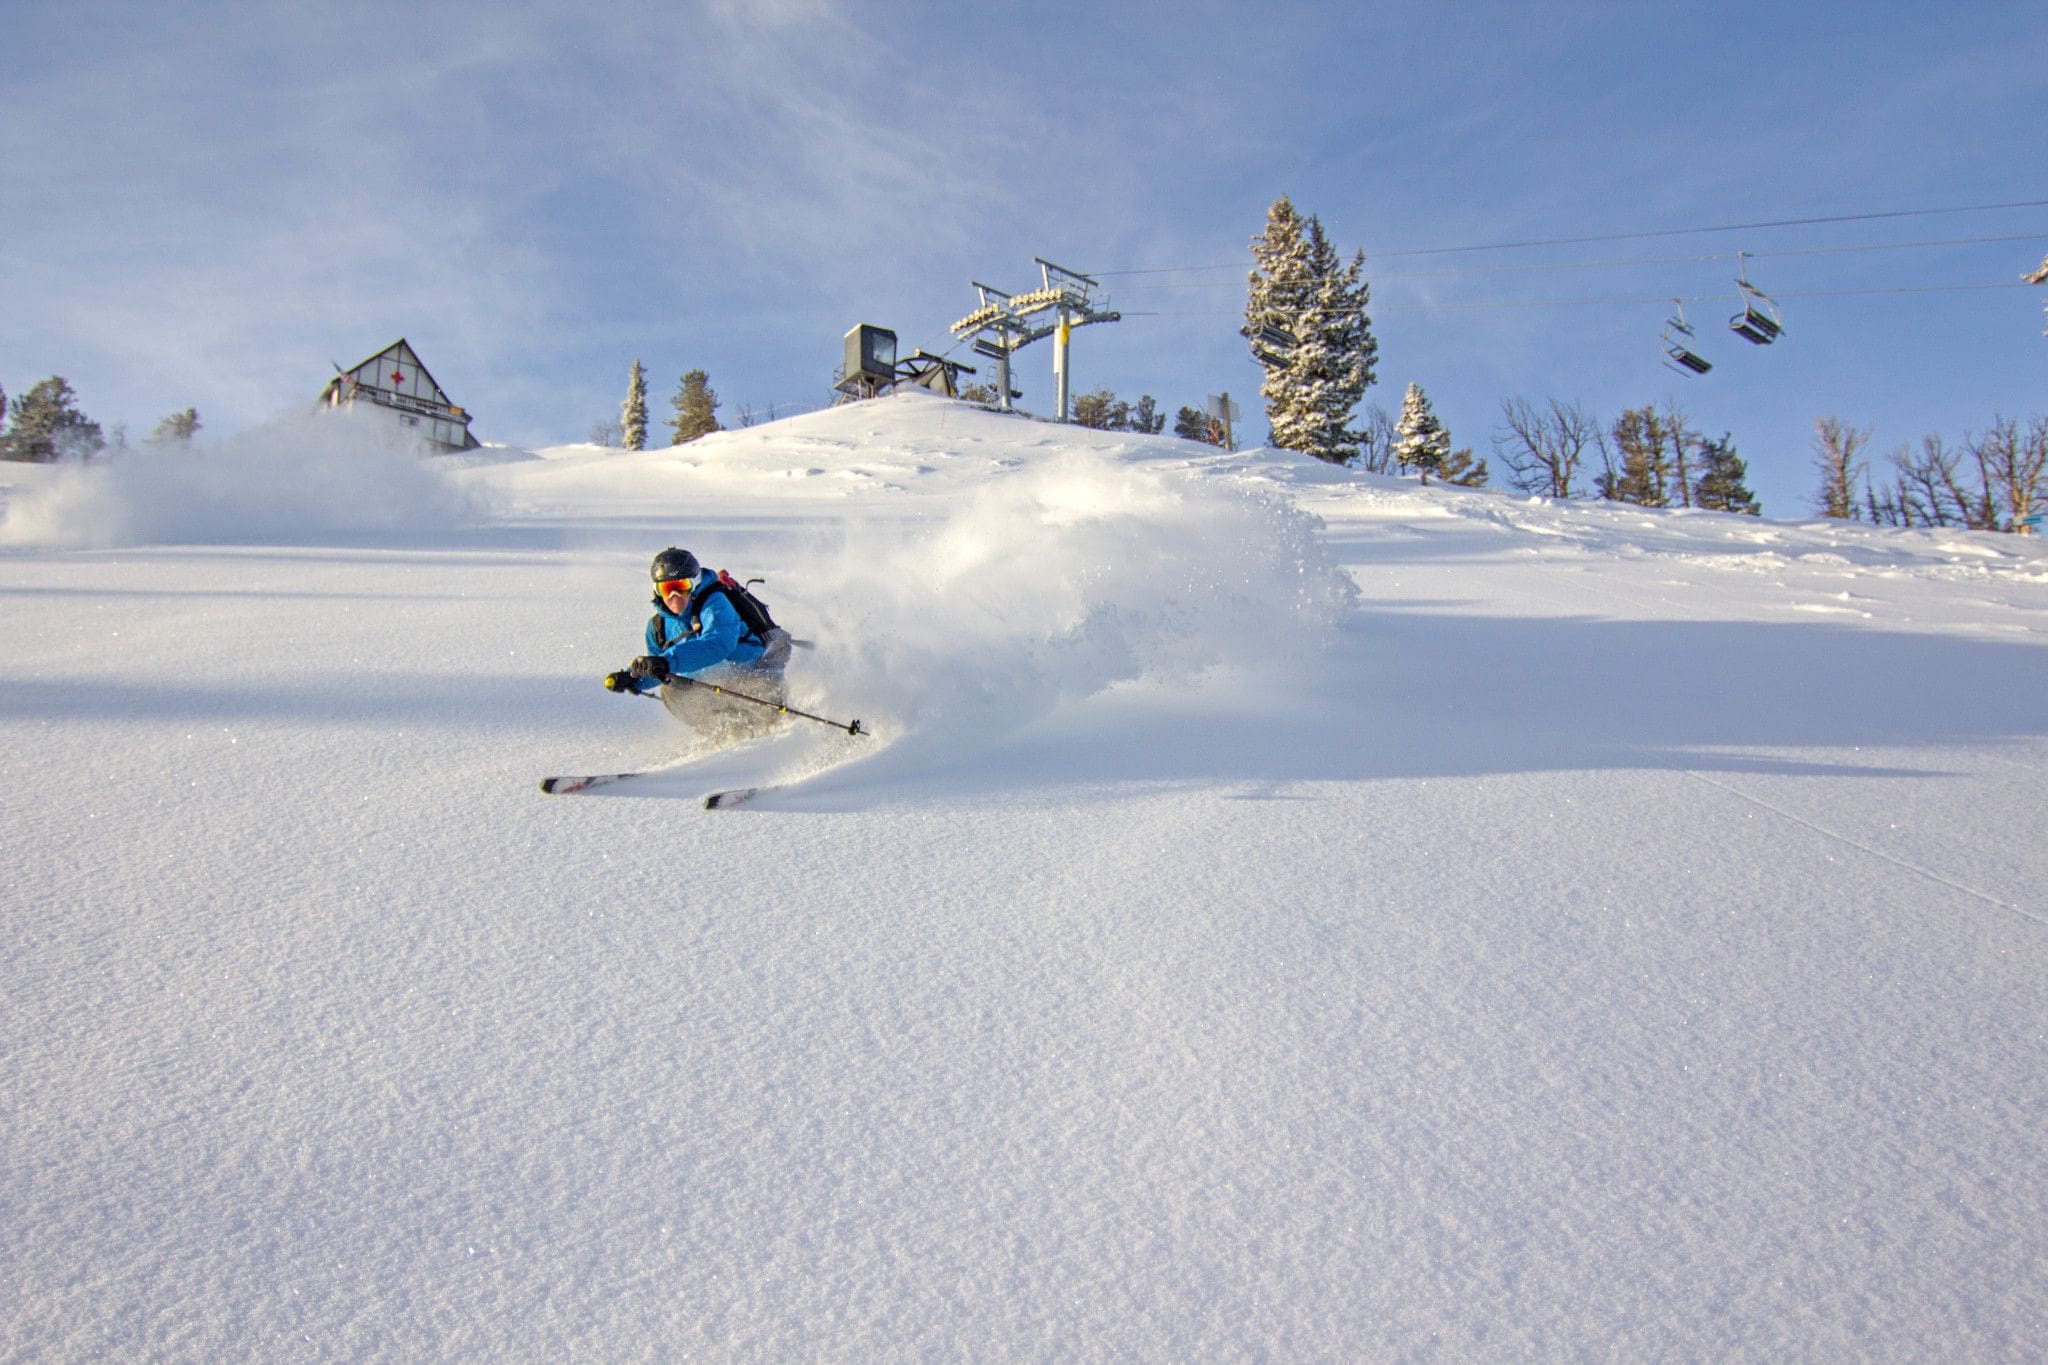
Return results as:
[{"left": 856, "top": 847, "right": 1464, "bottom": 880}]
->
[{"left": 4, "top": 0, "right": 2044, "bottom": 516}]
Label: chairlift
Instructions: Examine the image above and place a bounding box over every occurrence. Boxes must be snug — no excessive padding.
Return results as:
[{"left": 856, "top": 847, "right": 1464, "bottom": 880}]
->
[
  {"left": 1250, "top": 312, "right": 1299, "bottom": 367},
  {"left": 1729, "top": 252, "right": 1784, "bottom": 345},
  {"left": 1661, "top": 300, "right": 1712, "bottom": 375}
]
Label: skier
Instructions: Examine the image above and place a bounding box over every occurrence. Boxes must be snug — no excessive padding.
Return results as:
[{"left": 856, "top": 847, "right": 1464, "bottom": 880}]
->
[{"left": 606, "top": 547, "right": 793, "bottom": 735}]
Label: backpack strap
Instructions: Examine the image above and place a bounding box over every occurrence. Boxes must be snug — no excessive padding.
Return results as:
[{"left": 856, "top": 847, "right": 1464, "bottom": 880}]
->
[{"left": 682, "top": 578, "right": 765, "bottom": 647}]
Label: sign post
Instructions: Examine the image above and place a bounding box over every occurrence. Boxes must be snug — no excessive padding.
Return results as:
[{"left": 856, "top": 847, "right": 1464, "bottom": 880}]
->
[{"left": 1207, "top": 392, "right": 1240, "bottom": 450}]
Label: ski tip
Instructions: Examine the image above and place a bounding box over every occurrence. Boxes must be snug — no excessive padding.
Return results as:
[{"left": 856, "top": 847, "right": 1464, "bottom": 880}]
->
[{"left": 703, "top": 787, "right": 757, "bottom": 810}]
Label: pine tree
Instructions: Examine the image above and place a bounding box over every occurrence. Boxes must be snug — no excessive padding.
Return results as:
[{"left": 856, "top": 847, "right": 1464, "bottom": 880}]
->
[
  {"left": 667, "top": 369, "right": 720, "bottom": 445},
  {"left": 1073, "top": 389, "right": 1128, "bottom": 430},
  {"left": 1691, "top": 434, "right": 1759, "bottom": 514},
  {"left": 1173, "top": 405, "right": 1220, "bottom": 445},
  {"left": 1604, "top": 407, "right": 1673, "bottom": 506},
  {"left": 1, "top": 376, "right": 104, "bottom": 462},
  {"left": 621, "top": 360, "right": 648, "bottom": 451},
  {"left": 1438, "top": 446, "right": 1488, "bottom": 487},
  {"left": 1392, "top": 382, "right": 1449, "bottom": 484},
  {"left": 149, "top": 408, "right": 201, "bottom": 443},
  {"left": 1127, "top": 394, "right": 1165, "bottom": 435},
  {"left": 1245, "top": 196, "right": 1376, "bottom": 464}
]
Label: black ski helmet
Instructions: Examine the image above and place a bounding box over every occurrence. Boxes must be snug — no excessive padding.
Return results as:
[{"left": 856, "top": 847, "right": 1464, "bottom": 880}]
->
[{"left": 650, "top": 547, "right": 699, "bottom": 585}]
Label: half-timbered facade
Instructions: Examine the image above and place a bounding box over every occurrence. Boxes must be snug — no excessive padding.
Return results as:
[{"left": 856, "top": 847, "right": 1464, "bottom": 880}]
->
[{"left": 320, "top": 339, "right": 480, "bottom": 451}]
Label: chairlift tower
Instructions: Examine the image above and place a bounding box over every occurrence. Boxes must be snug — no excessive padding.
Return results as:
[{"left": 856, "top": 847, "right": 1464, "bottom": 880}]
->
[
  {"left": 953, "top": 283, "right": 1024, "bottom": 411},
  {"left": 950, "top": 256, "right": 1120, "bottom": 422}
]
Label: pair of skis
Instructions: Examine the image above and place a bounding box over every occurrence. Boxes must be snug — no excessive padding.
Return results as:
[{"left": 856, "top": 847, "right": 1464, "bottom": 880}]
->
[
  {"left": 538, "top": 767, "right": 771, "bottom": 808},
  {"left": 542, "top": 674, "right": 867, "bottom": 807}
]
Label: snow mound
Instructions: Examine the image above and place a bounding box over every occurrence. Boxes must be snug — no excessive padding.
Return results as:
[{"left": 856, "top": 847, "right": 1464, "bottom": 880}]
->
[{"left": 0, "top": 409, "right": 487, "bottom": 549}]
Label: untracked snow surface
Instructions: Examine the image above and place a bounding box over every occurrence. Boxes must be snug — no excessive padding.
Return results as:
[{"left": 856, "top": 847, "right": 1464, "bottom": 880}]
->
[{"left": 4, "top": 391, "right": 2046, "bottom": 1358}]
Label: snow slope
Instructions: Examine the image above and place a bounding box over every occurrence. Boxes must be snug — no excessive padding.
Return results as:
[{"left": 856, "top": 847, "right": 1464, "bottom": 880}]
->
[{"left": 4, "top": 391, "right": 2046, "bottom": 1359}]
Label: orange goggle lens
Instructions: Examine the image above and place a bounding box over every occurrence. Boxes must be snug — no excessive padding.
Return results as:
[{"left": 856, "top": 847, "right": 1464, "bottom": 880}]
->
[{"left": 656, "top": 577, "right": 694, "bottom": 597}]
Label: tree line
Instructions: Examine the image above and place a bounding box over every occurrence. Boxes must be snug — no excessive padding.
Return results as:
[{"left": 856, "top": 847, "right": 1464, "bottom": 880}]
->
[
  {"left": 602, "top": 363, "right": 812, "bottom": 448},
  {"left": 1230, "top": 194, "right": 2043, "bottom": 533},
  {"left": 0, "top": 375, "right": 199, "bottom": 461},
  {"left": 597, "top": 362, "right": 724, "bottom": 449},
  {"left": 1814, "top": 413, "right": 2048, "bottom": 532},
  {"left": 961, "top": 380, "right": 1240, "bottom": 448},
  {"left": 1238, "top": 195, "right": 1751, "bottom": 503},
  {"left": 1486, "top": 397, "right": 1756, "bottom": 512}
]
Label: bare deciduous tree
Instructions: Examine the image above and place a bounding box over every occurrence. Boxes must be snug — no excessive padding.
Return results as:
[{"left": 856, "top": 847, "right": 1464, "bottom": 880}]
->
[
  {"left": 1967, "top": 416, "right": 2048, "bottom": 532},
  {"left": 1661, "top": 401, "right": 1695, "bottom": 509},
  {"left": 1887, "top": 436, "right": 1967, "bottom": 527},
  {"left": 1812, "top": 416, "right": 1873, "bottom": 519},
  {"left": 1493, "top": 397, "right": 1600, "bottom": 498}
]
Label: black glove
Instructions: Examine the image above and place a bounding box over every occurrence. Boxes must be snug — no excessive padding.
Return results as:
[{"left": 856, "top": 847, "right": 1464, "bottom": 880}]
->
[
  {"left": 603, "top": 670, "right": 636, "bottom": 692},
  {"left": 628, "top": 655, "right": 670, "bottom": 682}
]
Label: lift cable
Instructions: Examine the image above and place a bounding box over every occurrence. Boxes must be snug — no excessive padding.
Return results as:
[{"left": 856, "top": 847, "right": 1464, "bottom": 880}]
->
[
  {"left": 1091, "top": 198, "right": 2048, "bottom": 277},
  {"left": 1099, "top": 232, "right": 2048, "bottom": 292},
  {"left": 1118, "top": 280, "right": 2032, "bottom": 318}
]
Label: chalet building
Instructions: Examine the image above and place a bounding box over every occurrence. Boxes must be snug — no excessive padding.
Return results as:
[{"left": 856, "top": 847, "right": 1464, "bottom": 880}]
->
[{"left": 319, "top": 339, "right": 480, "bottom": 450}]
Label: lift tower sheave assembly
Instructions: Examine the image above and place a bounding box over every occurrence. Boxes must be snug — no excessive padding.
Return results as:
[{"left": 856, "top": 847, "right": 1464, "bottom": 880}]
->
[
  {"left": 950, "top": 256, "right": 1120, "bottom": 422},
  {"left": 962, "top": 282, "right": 1020, "bottom": 411}
]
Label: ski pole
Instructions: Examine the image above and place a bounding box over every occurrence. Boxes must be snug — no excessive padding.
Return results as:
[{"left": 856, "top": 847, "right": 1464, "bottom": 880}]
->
[{"left": 664, "top": 673, "right": 867, "bottom": 737}]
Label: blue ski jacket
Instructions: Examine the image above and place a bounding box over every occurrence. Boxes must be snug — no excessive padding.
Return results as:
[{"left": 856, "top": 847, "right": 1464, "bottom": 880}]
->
[{"left": 629, "top": 580, "right": 770, "bottom": 693}]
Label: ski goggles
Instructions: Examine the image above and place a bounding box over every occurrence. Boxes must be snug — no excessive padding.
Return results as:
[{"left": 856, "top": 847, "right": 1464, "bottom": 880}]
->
[{"left": 655, "top": 576, "right": 696, "bottom": 597}]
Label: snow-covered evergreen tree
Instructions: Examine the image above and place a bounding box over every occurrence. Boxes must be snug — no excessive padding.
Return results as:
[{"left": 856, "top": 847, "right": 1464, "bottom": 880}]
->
[
  {"left": 667, "top": 369, "right": 720, "bottom": 445},
  {"left": 1393, "top": 382, "right": 1449, "bottom": 484},
  {"left": 1245, "top": 197, "right": 1377, "bottom": 464},
  {"left": 621, "top": 360, "right": 648, "bottom": 451}
]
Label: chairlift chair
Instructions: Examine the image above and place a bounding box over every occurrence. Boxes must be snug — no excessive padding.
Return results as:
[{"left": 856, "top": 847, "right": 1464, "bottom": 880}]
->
[
  {"left": 1661, "top": 300, "right": 1712, "bottom": 375},
  {"left": 1729, "top": 252, "right": 1784, "bottom": 345},
  {"left": 1250, "top": 313, "right": 1299, "bottom": 368}
]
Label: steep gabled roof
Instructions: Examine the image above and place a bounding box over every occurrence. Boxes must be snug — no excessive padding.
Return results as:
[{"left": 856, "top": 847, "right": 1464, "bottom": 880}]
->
[{"left": 334, "top": 338, "right": 460, "bottom": 411}]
